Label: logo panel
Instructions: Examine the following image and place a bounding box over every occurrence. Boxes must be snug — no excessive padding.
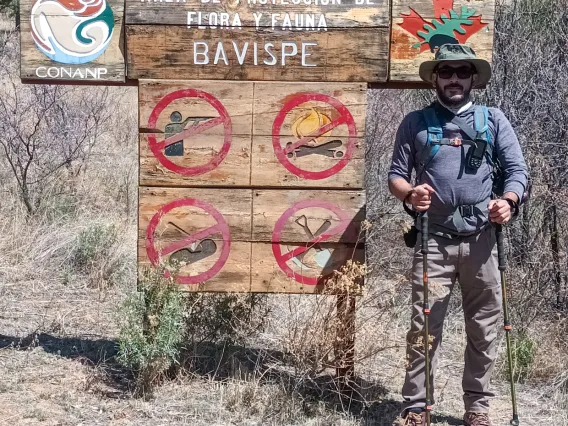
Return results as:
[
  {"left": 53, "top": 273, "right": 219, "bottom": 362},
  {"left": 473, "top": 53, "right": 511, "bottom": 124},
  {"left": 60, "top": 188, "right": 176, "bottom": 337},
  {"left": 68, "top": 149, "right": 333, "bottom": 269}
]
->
[{"left": 31, "top": 0, "right": 114, "bottom": 65}]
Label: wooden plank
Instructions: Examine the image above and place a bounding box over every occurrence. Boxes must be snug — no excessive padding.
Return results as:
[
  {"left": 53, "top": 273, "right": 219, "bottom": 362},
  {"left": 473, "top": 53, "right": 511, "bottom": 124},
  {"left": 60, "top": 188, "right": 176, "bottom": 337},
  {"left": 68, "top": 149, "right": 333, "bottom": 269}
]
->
[
  {"left": 139, "top": 187, "right": 252, "bottom": 242},
  {"left": 389, "top": 0, "right": 495, "bottom": 82},
  {"left": 139, "top": 80, "right": 254, "bottom": 186},
  {"left": 251, "top": 82, "right": 365, "bottom": 188},
  {"left": 251, "top": 189, "right": 365, "bottom": 243},
  {"left": 20, "top": 0, "right": 125, "bottom": 82},
  {"left": 126, "top": 26, "right": 389, "bottom": 82},
  {"left": 391, "top": 0, "right": 495, "bottom": 20},
  {"left": 139, "top": 239, "right": 251, "bottom": 292},
  {"left": 251, "top": 135, "right": 363, "bottom": 188},
  {"left": 252, "top": 82, "right": 366, "bottom": 136},
  {"left": 140, "top": 133, "right": 252, "bottom": 187},
  {"left": 126, "top": 0, "right": 391, "bottom": 27},
  {"left": 139, "top": 80, "right": 254, "bottom": 135},
  {"left": 139, "top": 187, "right": 253, "bottom": 291},
  {"left": 250, "top": 242, "right": 364, "bottom": 293}
]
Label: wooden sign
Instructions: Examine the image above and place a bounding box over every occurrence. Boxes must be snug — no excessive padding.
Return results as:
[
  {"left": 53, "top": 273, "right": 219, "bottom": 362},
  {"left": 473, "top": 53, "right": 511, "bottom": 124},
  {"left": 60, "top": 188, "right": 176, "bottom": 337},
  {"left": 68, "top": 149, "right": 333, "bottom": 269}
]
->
[
  {"left": 138, "top": 187, "right": 253, "bottom": 292},
  {"left": 390, "top": 0, "right": 495, "bottom": 82},
  {"left": 251, "top": 189, "right": 365, "bottom": 293},
  {"left": 20, "top": 0, "right": 126, "bottom": 82},
  {"left": 139, "top": 80, "right": 365, "bottom": 189},
  {"left": 252, "top": 82, "right": 365, "bottom": 188},
  {"left": 139, "top": 80, "right": 253, "bottom": 187},
  {"left": 125, "top": 0, "right": 390, "bottom": 82},
  {"left": 139, "top": 186, "right": 364, "bottom": 293}
]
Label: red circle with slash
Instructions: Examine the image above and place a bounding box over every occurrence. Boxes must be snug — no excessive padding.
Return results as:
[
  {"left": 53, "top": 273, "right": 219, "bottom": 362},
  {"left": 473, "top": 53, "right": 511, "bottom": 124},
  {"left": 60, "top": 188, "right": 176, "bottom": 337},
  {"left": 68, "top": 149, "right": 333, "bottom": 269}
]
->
[
  {"left": 272, "top": 93, "right": 357, "bottom": 180},
  {"left": 146, "top": 198, "right": 231, "bottom": 285},
  {"left": 147, "top": 89, "right": 232, "bottom": 176},
  {"left": 272, "top": 200, "right": 352, "bottom": 285}
]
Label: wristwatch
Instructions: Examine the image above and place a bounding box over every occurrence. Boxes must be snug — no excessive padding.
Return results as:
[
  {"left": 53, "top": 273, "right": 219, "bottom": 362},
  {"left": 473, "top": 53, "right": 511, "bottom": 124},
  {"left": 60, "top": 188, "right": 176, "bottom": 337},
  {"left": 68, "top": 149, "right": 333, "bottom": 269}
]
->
[{"left": 504, "top": 198, "right": 519, "bottom": 218}]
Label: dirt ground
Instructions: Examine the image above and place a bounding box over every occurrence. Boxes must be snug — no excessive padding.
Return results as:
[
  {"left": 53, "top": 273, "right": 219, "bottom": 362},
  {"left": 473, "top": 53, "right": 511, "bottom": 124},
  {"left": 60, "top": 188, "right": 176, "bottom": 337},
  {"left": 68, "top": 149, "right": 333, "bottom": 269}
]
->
[{"left": 0, "top": 272, "right": 565, "bottom": 426}]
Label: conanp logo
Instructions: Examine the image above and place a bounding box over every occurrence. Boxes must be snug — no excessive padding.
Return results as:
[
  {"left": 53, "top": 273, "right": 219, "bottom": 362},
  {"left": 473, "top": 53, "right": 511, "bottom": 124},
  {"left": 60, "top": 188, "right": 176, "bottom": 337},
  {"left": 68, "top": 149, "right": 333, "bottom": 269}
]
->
[{"left": 31, "top": 0, "right": 114, "bottom": 65}]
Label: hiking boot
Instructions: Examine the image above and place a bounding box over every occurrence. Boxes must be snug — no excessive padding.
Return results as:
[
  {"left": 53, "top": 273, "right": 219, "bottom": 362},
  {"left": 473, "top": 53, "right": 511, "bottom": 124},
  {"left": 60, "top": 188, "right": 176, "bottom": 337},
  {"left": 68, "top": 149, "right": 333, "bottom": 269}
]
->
[
  {"left": 393, "top": 411, "right": 426, "bottom": 426},
  {"left": 464, "top": 412, "right": 493, "bottom": 426}
]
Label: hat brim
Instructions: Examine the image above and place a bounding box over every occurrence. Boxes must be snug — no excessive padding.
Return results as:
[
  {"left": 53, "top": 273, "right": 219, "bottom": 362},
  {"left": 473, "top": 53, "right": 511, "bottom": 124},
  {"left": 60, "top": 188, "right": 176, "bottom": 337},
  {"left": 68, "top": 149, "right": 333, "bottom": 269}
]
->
[{"left": 419, "top": 58, "right": 492, "bottom": 88}]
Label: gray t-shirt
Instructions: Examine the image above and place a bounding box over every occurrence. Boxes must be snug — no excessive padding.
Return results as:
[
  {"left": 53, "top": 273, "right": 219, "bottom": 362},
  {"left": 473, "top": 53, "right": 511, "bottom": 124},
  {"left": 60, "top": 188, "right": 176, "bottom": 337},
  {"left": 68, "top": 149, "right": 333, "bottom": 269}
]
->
[{"left": 388, "top": 102, "right": 528, "bottom": 235}]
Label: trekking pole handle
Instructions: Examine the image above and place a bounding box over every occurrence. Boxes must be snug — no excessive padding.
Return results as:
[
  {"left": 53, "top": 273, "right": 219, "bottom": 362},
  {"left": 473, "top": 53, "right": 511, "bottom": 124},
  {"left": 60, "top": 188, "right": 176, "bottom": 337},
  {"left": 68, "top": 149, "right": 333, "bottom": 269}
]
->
[
  {"left": 421, "top": 213, "right": 429, "bottom": 254},
  {"left": 496, "top": 224, "right": 506, "bottom": 271}
]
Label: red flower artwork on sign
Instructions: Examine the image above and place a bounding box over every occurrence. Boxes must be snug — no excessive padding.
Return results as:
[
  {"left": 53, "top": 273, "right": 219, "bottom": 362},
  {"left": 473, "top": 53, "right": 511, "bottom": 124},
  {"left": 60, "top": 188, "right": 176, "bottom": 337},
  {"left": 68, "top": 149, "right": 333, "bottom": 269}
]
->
[{"left": 399, "top": 0, "right": 488, "bottom": 53}]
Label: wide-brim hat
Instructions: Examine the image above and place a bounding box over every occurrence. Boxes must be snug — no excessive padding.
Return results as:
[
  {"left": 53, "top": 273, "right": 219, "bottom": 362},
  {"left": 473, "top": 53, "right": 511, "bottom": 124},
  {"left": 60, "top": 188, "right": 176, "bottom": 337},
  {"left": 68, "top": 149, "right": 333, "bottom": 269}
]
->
[{"left": 419, "top": 44, "right": 492, "bottom": 88}]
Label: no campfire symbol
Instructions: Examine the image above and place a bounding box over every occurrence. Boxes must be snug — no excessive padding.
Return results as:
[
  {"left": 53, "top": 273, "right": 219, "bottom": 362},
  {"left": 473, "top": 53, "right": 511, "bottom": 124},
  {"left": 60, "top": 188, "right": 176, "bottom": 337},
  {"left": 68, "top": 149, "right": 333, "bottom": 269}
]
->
[{"left": 272, "top": 93, "right": 357, "bottom": 181}]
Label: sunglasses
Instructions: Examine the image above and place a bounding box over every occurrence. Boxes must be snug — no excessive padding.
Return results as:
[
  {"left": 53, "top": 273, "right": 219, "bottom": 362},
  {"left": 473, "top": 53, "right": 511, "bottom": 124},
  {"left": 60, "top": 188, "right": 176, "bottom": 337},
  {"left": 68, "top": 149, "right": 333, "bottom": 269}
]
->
[{"left": 436, "top": 66, "right": 476, "bottom": 79}]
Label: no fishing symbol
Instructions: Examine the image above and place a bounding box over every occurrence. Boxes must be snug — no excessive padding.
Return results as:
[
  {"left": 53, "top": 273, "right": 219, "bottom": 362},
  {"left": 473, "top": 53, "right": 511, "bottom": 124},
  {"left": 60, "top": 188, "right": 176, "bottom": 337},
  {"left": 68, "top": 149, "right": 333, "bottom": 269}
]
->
[
  {"left": 272, "top": 93, "right": 357, "bottom": 180},
  {"left": 147, "top": 89, "right": 232, "bottom": 176},
  {"left": 146, "top": 198, "right": 231, "bottom": 285},
  {"left": 272, "top": 200, "right": 352, "bottom": 285}
]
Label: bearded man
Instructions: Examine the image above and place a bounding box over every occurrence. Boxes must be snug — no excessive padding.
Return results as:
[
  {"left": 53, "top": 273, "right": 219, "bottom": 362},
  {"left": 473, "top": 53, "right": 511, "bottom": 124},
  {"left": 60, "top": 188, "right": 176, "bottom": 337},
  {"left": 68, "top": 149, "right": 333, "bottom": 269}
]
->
[{"left": 388, "top": 44, "right": 529, "bottom": 426}]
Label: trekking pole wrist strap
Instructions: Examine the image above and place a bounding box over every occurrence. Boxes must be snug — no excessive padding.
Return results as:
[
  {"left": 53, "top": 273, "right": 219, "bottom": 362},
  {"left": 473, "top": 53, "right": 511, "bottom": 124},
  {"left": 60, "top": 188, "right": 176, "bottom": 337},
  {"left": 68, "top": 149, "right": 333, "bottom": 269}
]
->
[{"left": 504, "top": 197, "right": 519, "bottom": 218}]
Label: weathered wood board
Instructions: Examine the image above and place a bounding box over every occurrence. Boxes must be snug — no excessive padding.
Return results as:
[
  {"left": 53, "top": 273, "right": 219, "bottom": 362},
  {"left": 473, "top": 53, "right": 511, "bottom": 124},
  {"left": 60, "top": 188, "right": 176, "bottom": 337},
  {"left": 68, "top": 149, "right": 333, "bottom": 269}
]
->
[
  {"left": 251, "top": 189, "right": 365, "bottom": 242},
  {"left": 139, "top": 187, "right": 252, "bottom": 291},
  {"left": 139, "top": 80, "right": 365, "bottom": 188},
  {"left": 126, "top": 0, "right": 391, "bottom": 27},
  {"left": 126, "top": 26, "right": 389, "bottom": 82},
  {"left": 139, "top": 80, "right": 253, "bottom": 187},
  {"left": 390, "top": 0, "right": 495, "bottom": 82},
  {"left": 250, "top": 189, "right": 365, "bottom": 293},
  {"left": 138, "top": 187, "right": 365, "bottom": 293},
  {"left": 250, "top": 242, "right": 364, "bottom": 293},
  {"left": 20, "top": 0, "right": 126, "bottom": 82},
  {"left": 251, "top": 82, "right": 365, "bottom": 188}
]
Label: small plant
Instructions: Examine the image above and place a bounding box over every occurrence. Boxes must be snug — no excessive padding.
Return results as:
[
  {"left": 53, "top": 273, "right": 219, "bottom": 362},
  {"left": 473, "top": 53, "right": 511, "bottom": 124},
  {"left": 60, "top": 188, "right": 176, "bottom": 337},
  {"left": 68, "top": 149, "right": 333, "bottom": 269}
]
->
[
  {"left": 184, "top": 292, "right": 268, "bottom": 346},
  {"left": 508, "top": 332, "right": 537, "bottom": 383},
  {"left": 72, "top": 223, "right": 127, "bottom": 288},
  {"left": 74, "top": 223, "right": 118, "bottom": 270},
  {"left": 116, "top": 266, "right": 186, "bottom": 398}
]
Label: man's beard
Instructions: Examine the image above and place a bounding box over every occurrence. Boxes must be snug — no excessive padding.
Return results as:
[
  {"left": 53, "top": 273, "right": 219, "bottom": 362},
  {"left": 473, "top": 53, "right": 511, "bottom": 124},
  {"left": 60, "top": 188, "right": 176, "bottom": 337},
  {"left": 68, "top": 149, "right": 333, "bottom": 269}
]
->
[{"left": 436, "top": 83, "right": 472, "bottom": 108}]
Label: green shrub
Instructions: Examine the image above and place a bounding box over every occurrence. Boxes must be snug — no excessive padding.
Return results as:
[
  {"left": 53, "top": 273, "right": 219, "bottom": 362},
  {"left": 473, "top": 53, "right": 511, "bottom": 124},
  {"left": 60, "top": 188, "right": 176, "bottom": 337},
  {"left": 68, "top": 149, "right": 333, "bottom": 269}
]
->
[
  {"left": 509, "top": 332, "right": 537, "bottom": 383},
  {"left": 116, "top": 266, "right": 186, "bottom": 398},
  {"left": 72, "top": 223, "right": 127, "bottom": 288},
  {"left": 184, "top": 293, "right": 268, "bottom": 346}
]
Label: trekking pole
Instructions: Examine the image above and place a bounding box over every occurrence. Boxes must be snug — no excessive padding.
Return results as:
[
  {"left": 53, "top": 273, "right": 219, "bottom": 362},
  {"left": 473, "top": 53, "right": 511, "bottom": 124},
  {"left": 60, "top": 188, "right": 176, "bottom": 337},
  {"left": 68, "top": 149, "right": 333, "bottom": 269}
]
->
[
  {"left": 421, "top": 213, "right": 432, "bottom": 426},
  {"left": 496, "top": 223, "right": 520, "bottom": 426}
]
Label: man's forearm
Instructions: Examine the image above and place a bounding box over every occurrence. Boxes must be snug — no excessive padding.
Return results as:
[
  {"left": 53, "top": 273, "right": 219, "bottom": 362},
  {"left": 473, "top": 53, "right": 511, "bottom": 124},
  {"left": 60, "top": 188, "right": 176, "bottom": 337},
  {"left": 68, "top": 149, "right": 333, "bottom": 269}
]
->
[{"left": 389, "top": 177, "right": 413, "bottom": 202}]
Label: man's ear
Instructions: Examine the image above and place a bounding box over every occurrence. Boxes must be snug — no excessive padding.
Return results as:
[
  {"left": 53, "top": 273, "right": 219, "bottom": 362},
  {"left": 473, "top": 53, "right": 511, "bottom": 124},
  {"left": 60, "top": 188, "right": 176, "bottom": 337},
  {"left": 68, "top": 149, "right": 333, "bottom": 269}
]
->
[
  {"left": 431, "top": 74, "right": 437, "bottom": 88},
  {"left": 472, "top": 73, "right": 479, "bottom": 87}
]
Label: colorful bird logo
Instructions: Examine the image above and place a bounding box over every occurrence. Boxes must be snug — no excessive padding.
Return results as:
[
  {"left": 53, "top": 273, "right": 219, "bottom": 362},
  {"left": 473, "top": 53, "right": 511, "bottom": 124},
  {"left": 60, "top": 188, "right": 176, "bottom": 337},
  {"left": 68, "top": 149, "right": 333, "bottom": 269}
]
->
[
  {"left": 399, "top": 0, "right": 488, "bottom": 53},
  {"left": 31, "top": 0, "right": 114, "bottom": 64}
]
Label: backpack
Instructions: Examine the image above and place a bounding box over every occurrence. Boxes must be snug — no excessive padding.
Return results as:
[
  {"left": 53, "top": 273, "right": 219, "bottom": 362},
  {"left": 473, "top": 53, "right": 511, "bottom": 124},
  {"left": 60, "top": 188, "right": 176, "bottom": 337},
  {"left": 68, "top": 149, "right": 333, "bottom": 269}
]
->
[{"left": 417, "top": 104, "right": 504, "bottom": 197}]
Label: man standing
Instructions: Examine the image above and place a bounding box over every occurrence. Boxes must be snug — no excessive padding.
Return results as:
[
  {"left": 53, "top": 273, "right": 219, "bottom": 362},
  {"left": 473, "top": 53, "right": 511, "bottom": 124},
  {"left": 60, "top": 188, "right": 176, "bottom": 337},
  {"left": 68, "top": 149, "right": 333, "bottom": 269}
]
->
[{"left": 388, "top": 44, "right": 528, "bottom": 426}]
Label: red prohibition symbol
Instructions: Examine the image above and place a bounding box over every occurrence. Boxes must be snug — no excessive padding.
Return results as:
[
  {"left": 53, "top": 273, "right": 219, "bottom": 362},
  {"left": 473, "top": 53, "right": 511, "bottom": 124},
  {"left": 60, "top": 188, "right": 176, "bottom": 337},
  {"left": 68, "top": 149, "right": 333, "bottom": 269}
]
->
[
  {"left": 146, "top": 198, "right": 231, "bottom": 285},
  {"left": 272, "top": 199, "right": 352, "bottom": 285},
  {"left": 272, "top": 93, "right": 357, "bottom": 180},
  {"left": 147, "top": 89, "right": 232, "bottom": 176}
]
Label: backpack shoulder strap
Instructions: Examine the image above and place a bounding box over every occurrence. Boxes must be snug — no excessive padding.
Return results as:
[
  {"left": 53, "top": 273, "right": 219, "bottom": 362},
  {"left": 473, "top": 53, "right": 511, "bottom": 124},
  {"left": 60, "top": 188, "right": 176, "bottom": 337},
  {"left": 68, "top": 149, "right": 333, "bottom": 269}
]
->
[
  {"left": 473, "top": 105, "right": 490, "bottom": 142},
  {"left": 473, "top": 105, "right": 496, "bottom": 164},
  {"left": 417, "top": 107, "right": 443, "bottom": 180}
]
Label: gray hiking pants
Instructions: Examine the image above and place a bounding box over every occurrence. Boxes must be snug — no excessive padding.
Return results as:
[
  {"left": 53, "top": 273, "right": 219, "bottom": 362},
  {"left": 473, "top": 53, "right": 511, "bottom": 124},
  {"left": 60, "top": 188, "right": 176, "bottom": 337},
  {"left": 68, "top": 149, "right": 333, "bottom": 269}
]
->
[{"left": 402, "top": 226, "right": 502, "bottom": 414}]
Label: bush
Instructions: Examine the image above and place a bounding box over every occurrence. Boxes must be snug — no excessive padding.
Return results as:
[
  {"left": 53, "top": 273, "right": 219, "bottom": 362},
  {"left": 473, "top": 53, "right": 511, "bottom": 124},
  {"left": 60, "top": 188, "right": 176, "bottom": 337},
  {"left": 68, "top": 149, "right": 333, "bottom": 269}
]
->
[
  {"left": 184, "top": 292, "right": 268, "bottom": 346},
  {"left": 506, "top": 332, "right": 537, "bottom": 383},
  {"left": 116, "top": 266, "right": 186, "bottom": 397},
  {"left": 72, "top": 223, "right": 127, "bottom": 288}
]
